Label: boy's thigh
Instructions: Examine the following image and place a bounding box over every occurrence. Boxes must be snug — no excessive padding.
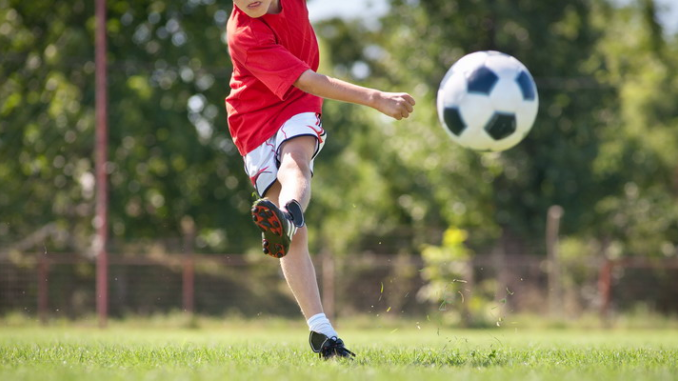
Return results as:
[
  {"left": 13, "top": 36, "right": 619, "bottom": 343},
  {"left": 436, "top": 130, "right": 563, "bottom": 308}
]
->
[
  {"left": 276, "top": 113, "right": 326, "bottom": 160},
  {"left": 278, "top": 135, "right": 318, "bottom": 166},
  {"left": 244, "top": 113, "right": 327, "bottom": 197}
]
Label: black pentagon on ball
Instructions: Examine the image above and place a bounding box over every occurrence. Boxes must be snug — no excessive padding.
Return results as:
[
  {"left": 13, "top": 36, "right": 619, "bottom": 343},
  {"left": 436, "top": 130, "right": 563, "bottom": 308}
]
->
[
  {"left": 485, "top": 112, "right": 516, "bottom": 140},
  {"left": 515, "top": 70, "right": 536, "bottom": 101},
  {"left": 443, "top": 107, "right": 466, "bottom": 136},
  {"left": 466, "top": 65, "right": 499, "bottom": 95}
]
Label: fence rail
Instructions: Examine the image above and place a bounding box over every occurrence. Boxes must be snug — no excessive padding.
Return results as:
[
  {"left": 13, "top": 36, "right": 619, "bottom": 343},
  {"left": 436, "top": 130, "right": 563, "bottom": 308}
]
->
[{"left": 2, "top": 251, "right": 678, "bottom": 323}]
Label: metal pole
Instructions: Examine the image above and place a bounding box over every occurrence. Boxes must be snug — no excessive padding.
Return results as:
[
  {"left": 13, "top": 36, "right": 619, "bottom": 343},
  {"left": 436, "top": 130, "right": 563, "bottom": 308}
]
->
[
  {"left": 546, "top": 205, "right": 564, "bottom": 316},
  {"left": 38, "top": 252, "right": 49, "bottom": 325},
  {"left": 182, "top": 217, "right": 196, "bottom": 315},
  {"left": 95, "top": 0, "right": 109, "bottom": 328},
  {"left": 598, "top": 258, "right": 613, "bottom": 322}
]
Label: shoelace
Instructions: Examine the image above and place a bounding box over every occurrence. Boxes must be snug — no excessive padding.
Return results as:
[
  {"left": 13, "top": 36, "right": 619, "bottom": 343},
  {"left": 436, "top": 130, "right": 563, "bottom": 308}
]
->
[{"left": 320, "top": 338, "right": 356, "bottom": 359}]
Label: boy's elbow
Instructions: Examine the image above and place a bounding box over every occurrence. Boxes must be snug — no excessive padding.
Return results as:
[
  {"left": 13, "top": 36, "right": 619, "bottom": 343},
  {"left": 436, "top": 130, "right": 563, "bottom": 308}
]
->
[{"left": 294, "top": 69, "right": 318, "bottom": 94}]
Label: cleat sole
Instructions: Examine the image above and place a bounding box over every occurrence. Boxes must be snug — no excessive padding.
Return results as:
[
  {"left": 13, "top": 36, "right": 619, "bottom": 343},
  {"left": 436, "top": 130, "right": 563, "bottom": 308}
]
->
[{"left": 251, "top": 199, "right": 291, "bottom": 258}]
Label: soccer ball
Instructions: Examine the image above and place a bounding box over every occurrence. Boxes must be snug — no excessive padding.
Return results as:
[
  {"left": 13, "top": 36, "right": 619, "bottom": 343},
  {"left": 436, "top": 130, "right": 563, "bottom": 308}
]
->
[{"left": 436, "top": 51, "right": 539, "bottom": 152}]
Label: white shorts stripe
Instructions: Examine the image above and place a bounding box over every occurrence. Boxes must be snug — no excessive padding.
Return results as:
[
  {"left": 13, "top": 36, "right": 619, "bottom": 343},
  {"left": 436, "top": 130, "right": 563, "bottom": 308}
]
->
[{"left": 243, "top": 113, "right": 326, "bottom": 197}]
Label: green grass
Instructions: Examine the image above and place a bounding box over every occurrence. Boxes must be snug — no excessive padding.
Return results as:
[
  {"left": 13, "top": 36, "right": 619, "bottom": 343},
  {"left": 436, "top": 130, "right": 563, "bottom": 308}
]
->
[{"left": 1, "top": 321, "right": 677, "bottom": 381}]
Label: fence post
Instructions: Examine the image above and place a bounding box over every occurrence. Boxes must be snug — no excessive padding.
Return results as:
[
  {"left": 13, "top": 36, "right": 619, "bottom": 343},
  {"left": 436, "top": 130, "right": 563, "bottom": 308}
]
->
[
  {"left": 546, "top": 205, "right": 564, "bottom": 316},
  {"left": 598, "top": 258, "right": 613, "bottom": 322},
  {"left": 182, "top": 217, "right": 196, "bottom": 315},
  {"left": 460, "top": 258, "right": 474, "bottom": 327},
  {"left": 37, "top": 252, "right": 49, "bottom": 325},
  {"left": 493, "top": 236, "right": 507, "bottom": 317},
  {"left": 95, "top": 0, "right": 109, "bottom": 329}
]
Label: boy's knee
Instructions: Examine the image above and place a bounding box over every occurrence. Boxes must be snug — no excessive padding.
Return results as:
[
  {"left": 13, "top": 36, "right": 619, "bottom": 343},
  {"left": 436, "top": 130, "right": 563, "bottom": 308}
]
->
[
  {"left": 279, "top": 136, "right": 316, "bottom": 175},
  {"left": 280, "top": 151, "right": 312, "bottom": 176}
]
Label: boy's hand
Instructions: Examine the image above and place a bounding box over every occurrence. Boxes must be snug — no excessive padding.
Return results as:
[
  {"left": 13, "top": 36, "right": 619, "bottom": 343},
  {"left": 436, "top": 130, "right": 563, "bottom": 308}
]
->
[{"left": 372, "top": 92, "right": 416, "bottom": 120}]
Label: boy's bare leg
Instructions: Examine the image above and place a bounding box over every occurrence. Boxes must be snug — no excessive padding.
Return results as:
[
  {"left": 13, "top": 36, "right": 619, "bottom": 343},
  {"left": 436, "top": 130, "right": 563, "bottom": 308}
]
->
[
  {"left": 281, "top": 223, "right": 323, "bottom": 319},
  {"left": 264, "top": 136, "right": 323, "bottom": 319},
  {"left": 277, "top": 136, "right": 316, "bottom": 210},
  {"left": 258, "top": 135, "right": 352, "bottom": 358}
]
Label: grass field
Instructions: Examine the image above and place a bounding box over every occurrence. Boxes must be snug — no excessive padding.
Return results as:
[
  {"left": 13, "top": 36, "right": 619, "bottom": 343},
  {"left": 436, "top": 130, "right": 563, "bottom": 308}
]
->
[{"left": 1, "top": 320, "right": 677, "bottom": 381}]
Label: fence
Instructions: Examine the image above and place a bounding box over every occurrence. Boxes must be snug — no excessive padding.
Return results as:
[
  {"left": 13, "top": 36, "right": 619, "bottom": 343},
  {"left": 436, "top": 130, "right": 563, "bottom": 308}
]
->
[{"left": 2, "top": 249, "right": 678, "bottom": 324}]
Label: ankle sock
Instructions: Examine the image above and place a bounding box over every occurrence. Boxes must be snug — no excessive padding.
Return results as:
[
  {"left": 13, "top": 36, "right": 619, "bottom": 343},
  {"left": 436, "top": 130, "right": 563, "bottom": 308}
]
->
[{"left": 307, "top": 313, "right": 338, "bottom": 339}]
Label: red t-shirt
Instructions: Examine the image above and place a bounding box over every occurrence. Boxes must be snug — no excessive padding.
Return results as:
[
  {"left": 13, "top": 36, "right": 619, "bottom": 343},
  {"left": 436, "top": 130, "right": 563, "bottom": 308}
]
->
[{"left": 225, "top": 0, "right": 323, "bottom": 156}]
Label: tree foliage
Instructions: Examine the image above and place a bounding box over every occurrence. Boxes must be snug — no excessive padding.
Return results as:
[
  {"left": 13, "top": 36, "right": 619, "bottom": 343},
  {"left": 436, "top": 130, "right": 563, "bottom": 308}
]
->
[
  {"left": 1, "top": 0, "right": 677, "bottom": 259},
  {"left": 1, "top": 0, "right": 257, "bottom": 254},
  {"left": 311, "top": 0, "right": 678, "bottom": 258}
]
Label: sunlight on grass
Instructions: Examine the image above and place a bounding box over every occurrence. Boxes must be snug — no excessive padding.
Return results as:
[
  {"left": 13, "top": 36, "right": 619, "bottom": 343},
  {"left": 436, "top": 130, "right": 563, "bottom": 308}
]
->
[{"left": 1, "top": 322, "right": 677, "bottom": 381}]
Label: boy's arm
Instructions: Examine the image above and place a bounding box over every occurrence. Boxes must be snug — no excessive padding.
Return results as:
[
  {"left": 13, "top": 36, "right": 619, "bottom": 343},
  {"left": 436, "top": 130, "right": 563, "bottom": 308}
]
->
[{"left": 294, "top": 69, "right": 416, "bottom": 120}]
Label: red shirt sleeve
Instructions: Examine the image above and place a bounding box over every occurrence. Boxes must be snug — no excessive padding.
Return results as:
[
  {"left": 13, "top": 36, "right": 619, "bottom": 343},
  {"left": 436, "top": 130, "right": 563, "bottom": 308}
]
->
[{"left": 230, "top": 23, "right": 311, "bottom": 101}]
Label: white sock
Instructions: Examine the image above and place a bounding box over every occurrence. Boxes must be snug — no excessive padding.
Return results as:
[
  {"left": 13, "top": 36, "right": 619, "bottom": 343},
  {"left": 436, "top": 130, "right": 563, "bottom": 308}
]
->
[{"left": 307, "top": 313, "right": 338, "bottom": 339}]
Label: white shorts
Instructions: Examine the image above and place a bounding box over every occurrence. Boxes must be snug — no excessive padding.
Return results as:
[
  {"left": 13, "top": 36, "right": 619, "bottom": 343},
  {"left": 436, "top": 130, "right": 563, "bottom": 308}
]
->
[{"left": 244, "top": 112, "right": 327, "bottom": 197}]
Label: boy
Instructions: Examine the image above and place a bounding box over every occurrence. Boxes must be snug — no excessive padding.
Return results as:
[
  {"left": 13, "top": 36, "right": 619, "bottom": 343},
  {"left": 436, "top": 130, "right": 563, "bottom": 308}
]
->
[{"left": 225, "top": 0, "right": 415, "bottom": 359}]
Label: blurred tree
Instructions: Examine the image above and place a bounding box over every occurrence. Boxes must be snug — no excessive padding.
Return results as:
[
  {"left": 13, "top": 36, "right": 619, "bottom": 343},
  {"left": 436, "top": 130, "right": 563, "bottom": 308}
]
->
[
  {"left": 0, "top": 0, "right": 257, "bottom": 254},
  {"left": 311, "top": 0, "right": 614, "bottom": 256},
  {"left": 1, "top": 0, "right": 676, "bottom": 261},
  {"left": 311, "top": 0, "right": 678, "bottom": 259},
  {"left": 591, "top": 0, "right": 678, "bottom": 257},
  {"left": 1, "top": 1, "right": 97, "bottom": 252}
]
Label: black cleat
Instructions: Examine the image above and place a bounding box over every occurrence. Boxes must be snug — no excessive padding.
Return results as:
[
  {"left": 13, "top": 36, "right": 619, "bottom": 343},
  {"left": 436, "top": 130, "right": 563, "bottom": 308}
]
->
[
  {"left": 251, "top": 198, "right": 297, "bottom": 258},
  {"left": 309, "top": 331, "right": 356, "bottom": 360},
  {"left": 285, "top": 200, "right": 305, "bottom": 228}
]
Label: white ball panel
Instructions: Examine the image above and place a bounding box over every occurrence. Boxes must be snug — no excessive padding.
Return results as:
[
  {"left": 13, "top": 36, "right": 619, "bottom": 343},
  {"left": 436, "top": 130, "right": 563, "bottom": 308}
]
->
[
  {"left": 458, "top": 94, "right": 494, "bottom": 129},
  {"left": 440, "top": 73, "right": 468, "bottom": 106},
  {"left": 451, "top": 51, "right": 489, "bottom": 75},
  {"left": 485, "top": 54, "right": 524, "bottom": 78},
  {"left": 459, "top": 127, "right": 494, "bottom": 151},
  {"left": 516, "top": 98, "right": 539, "bottom": 133},
  {"left": 489, "top": 79, "right": 523, "bottom": 113}
]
